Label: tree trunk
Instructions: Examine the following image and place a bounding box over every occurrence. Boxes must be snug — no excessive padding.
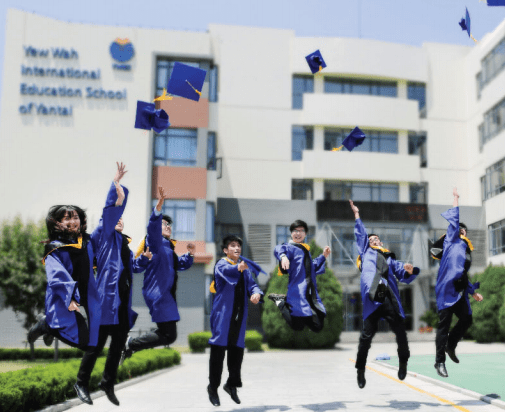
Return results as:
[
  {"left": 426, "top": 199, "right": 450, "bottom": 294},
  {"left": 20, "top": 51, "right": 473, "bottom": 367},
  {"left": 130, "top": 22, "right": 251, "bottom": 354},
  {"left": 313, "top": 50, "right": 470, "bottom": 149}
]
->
[{"left": 53, "top": 339, "right": 59, "bottom": 362}]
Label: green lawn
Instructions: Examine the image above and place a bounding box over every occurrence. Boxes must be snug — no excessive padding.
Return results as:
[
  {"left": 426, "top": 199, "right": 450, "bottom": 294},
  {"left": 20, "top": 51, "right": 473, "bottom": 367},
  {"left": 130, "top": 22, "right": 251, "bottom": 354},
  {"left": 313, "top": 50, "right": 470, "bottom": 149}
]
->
[
  {"left": 383, "top": 352, "right": 505, "bottom": 400},
  {"left": 0, "top": 360, "right": 51, "bottom": 373}
]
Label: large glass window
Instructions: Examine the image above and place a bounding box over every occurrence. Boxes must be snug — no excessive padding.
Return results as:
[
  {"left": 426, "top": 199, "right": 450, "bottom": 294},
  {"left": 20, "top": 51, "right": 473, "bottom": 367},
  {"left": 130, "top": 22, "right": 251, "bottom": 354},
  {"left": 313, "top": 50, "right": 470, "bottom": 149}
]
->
[
  {"left": 410, "top": 183, "right": 428, "bottom": 204},
  {"left": 479, "top": 36, "right": 505, "bottom": 94},
  {"left": 324, "top": 181, "right": 399, "bottom": 203},
  {"left": 408, "top": 132, "right": 427, "bottom": 167},
  {"left": 156, "top": 59, "right": 217, "bottom": 101},
  {"left": 489, "top": 219, "right": 505, "bottom": 256},
  {"left": 482, "top": 93, "right": 505, "bottom": 146},
  {"left": 330, "top": 226, "right": 357, "bottom": 266},
  {"left": 407, "top": 82, "right": 426, "bottom": 111},
  {"left": 324, "top": 128, "right": 397, "bottom": 154},
  {"left": 154, "top": 128, "right": 197, "bottom": 166},
  {"left": 292, "top": 179, "right": 314, "bottom": 200},
  {"left": 292, "top": 126, "right": 314, "bottom": 160},
  {"left": 324, "top": 78, "right": 397, "bottom": 97},
  {"left": 207, "top": 132, "right": 216, "bottom": 170},
  {"left": 481, "top": 156, "right": 505, "bottom": 201},
  {"left": 292, "top": 75, "right": 314, "bottom": 109},
  {"left": 154, "top": 199, "right": 196, "bottom": 240}
]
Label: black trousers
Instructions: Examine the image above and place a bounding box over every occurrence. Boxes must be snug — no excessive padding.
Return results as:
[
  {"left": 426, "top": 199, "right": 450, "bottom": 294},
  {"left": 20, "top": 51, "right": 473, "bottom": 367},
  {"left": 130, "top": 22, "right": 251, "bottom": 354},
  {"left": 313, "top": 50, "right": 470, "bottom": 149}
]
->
[
  {"left": 278, "top": 301, "right": 324, "bottom": 333},
  {"left": 435, "top": 297, "right": 473, "bottom": 363},
  {"left": 209, "top": 344, "right": 244, "bottom": 391},
  {"left": 76, "top": 324, "right": 129, "bottom": 388},
  {"left": 128, "top": 321, "right": 177, "bottom": 352},
  {"left": 356, "top": 294, "right": 410, "bottom": 370}
]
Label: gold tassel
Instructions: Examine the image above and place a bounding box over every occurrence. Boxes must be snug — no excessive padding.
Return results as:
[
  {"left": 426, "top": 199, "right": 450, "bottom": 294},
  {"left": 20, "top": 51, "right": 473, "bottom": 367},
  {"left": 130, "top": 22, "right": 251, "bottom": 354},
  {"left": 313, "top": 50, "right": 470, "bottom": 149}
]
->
[
  {"left": 209, "top": 280, "right": 216, "bottom": 293},
  {"left": 470, "top": 34, "right": 478, "bottom": 43},
  {"left": 277, "top": 267, "right": 283, "bottom": 276},
  {"left": 135, "top": 238, "right": 146, "bottom": 259},
  {"left": 332, "top": 145, "right": 344, "bottom": 152}
]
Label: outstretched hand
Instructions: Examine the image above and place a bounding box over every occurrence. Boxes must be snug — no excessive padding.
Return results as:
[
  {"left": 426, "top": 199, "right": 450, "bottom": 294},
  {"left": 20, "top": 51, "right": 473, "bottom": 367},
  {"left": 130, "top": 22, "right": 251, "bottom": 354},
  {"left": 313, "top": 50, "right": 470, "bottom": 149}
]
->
[
  {"left": 187, "top": 242, "right": 196, "bottom": 256},
  {"left": 349, "top": 200, "right": 359, "bottom": 219},
  {"left": 143, "top": 246, "right": 153, "bottom": 261},
  {"left": 281, "top": 256, "right": 290, "bottom": 271},
  {"left": 323, "top": 246, "right": 331, "bottom": 258},
  {"left": 114, "top": 162, "right": 127, "bottom": 183},
  {"left": 250, "top": 293, "right": 261, "bottom": 304},
  {"left": 472, "top": 293, "right": 483, "bottom": 302},
  {"left": 156, "top": 186, "right": 166, "bottom": 212},
  {"left": 403, "top": 263, "right": 414, "bottom": 274},
  {"left": 238, "top": 260, "right": 249, "bottom": 272}
]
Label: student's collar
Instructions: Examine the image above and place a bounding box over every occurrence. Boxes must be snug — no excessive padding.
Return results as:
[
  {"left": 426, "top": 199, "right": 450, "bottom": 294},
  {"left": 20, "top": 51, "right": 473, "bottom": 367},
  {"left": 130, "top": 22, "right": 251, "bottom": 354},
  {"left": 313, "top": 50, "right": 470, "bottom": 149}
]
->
[
  {"left": 288, "top": 240, "right": 310, "bottom": 251},
  {"left": 370, "top": 245, "right": 391, "bottom": 254},
  {"left": 460, "top": 235, "right": 474, "bottom": 251}
]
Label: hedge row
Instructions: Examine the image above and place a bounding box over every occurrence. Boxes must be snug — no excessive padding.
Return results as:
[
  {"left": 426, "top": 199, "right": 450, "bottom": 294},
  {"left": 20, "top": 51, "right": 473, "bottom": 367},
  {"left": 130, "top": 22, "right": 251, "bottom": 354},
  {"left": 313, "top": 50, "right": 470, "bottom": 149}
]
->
[
  {"left": 0, "top": 348, "right": 180, "bottom": 412},
  {"left": 0, "top": 347, "right": 104, "bottom": 360},
  {"left": 188, "top": 330, "right": 263, "bottom": 353}
]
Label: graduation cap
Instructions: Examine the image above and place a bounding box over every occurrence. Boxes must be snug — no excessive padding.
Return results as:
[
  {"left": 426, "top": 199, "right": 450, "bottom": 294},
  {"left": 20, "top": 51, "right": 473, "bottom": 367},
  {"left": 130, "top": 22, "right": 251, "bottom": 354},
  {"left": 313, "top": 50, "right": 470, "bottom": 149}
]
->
[
  {"left": 166, "top": 62, "right": 207, "bottom": 102},
  {"left": 332, "top": 127, "right": 366, "bottom": 152},
  {"left": 459, "top": 8, "right": 478, "bottom": 43},
  {"left": 134, "top": 101, "right": 170, "bottom": 133},
  {"left": 240, "top": 255, "right": 267, "bottom": 276},
  {"left": 305, "top": 50, "right": 327, "bottom": 74},
  {"left": 486, "top": 0, "right": 505, "bottom": 6}
]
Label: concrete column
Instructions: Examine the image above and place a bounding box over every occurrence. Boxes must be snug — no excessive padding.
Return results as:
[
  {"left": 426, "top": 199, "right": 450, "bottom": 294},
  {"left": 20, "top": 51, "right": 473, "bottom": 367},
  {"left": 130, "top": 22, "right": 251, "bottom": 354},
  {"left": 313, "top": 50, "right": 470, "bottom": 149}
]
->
[
  {"left": 398, "top": 79, "right": 407, "bottom": 99},
  {"left": 399, "top": 182, "right": 410, "bottom": 203},
  {"left": 398, "top": 130, "right": 408, "bottom": 155},
  {"left": 314, "top": 126, "right": 324, "bottom": 151},
  {"left": 314, "top": 179, "right": 324, "bottom": 201},
  {"left": 314, "top": 74, "right": 324, "bottom": 94}
]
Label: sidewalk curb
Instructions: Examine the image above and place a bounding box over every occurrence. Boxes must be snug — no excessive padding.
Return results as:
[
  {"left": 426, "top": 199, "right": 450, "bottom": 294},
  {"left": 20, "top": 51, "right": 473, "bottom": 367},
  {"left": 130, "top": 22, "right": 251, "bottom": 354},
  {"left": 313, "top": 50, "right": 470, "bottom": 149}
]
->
[
  {"left": 371, "top": 360, "right": 505, "bottom": 410},
  {"left": 37, "top": 364, "right": 182, "bottom": 412}
]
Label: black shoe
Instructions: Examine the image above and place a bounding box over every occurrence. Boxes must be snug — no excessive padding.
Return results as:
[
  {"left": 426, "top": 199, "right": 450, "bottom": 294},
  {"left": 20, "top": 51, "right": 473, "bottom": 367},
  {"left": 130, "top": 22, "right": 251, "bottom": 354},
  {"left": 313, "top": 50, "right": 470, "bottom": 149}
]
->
[
  {"left": 398, "top": 362, "right": 407, "bottom": 380},
  {"left": 207, "top": 385, "right": 220, "bottom": 406},
  {"left": 268, "top": 293, "right": 286, "bottom": 305},
  {"left": 119, "top": 336, "right": 133, "bottom": 366},
  {"left": 43, "top": 333, "right": 54, "bottom": 347},
  {"left": 357, "top": 369, "right": 366, "bottom": 389},
  {"left": 434, "top": 362, "right": 448, "bottom": 378},
  {"left": 74, "top": 383, "right": 93, "bottom": 405},
  {"left": 224, "top": 383, "right": 241, "bottom": 404},
  {"left": 27, "top": 314, "right": 49, "bottom": 344},
  {"left": 445, "top": 346, "right": 459, "bottom": 363},
  {"left": 99, "top": 382, "right": 119, "bottom": 406}
]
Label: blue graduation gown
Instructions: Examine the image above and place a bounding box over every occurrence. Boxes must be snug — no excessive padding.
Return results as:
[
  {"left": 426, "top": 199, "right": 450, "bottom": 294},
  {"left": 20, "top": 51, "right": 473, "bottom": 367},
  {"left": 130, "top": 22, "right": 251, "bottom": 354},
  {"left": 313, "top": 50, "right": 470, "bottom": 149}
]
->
[
  {"left": 436, "top": 207, "right": 479, "bottom": 314},
  {"left": 354, "top": 218, "right": 419, "bottom": 321},
  {"left": 273, "top": 242, "right": 326, "bottom": 317},
  {"left": 43, "top": 235, "right": 101, "bottom": 347},
  {"left": 208, "top": 258, "right": 263, "bottom": 348},
  {"left": 90, "top": 183, "right": 147, "bottom": 329},
  {"left": 141, "top": 209, "right": 193, "bottom": 323}
]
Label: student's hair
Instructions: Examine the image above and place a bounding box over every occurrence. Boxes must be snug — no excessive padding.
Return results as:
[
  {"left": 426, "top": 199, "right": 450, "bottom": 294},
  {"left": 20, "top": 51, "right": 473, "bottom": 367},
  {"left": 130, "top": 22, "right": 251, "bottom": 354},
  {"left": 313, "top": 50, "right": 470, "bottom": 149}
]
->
[
  {"left": 221, "top": 235, "right": 243, "bottom": 251},
  {"left": 368, "top": 233, "right": 379, "bottom": 240},
  {"left": 162, "top": 215, "right": 173, "bottom": 225},
  {"left": 289, "top": 220, "right": 308, "bottom": 233},
  {"left": 46, "top": 205, "right": 87, "bottom": 241},
  {"left": 459, "top": 222, "right": 468, "bottom": 231}
]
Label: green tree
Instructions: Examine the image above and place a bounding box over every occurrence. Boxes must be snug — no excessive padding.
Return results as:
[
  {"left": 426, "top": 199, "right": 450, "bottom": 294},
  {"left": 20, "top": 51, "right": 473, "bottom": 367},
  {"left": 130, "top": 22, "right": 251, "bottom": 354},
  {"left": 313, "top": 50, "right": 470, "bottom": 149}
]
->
[
  {"left": 468, "top": 265, "right": 505, "bottom": 343},
  {"left": 262, "top": 240, "right": 344, "bottom": 349},
  {"left": 0, "top": 217, "right": 47, "bottom": 332}
]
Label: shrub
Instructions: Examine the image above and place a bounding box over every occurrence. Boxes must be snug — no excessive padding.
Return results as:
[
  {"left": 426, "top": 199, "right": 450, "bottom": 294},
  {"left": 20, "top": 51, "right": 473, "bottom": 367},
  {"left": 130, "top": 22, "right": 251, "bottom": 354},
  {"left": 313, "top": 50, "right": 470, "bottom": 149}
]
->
[
  {"left": 0, "top": 347, "right": 102, "bottom": 361},
  {"left": 244, "top": 330, "right": 263, "bottom": 351},
  {"left": 0, "top": 348, "right": 180, "bottom": 412},
  {"left": 419, "top": 309, "right": 439, "bottom": 328},
  {"left": 468, "top": 265, "right": 505, "bottom": 343},
  {"left": 188, "top": 331, "right": 212, "bottom": 353},
  {"left": 262, "top": 240, "right": 344, "bottom": 349}
]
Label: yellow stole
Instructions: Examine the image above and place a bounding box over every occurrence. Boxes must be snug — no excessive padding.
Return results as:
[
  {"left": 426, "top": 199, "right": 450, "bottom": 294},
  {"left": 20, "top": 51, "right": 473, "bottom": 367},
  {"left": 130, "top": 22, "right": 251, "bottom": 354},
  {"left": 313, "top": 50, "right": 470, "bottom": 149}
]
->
[
  {"left": 42, "top": 236, "right": 83, "bottom": 265},
  {"left": 277, "top": 243, "right": 310, "bottom": 276}
]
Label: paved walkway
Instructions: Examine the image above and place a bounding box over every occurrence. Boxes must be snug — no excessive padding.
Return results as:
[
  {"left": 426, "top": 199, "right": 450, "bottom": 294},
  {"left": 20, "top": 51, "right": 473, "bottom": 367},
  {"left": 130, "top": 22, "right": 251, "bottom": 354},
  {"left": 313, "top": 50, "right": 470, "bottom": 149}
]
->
[{"left": 63, "top": 341, "right": 505, "bottom": 412}]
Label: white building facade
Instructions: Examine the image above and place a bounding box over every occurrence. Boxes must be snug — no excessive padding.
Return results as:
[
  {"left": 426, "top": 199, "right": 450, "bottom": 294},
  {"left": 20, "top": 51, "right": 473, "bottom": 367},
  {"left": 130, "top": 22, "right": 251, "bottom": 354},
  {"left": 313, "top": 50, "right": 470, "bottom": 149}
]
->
[{"left": 1, "top": 9, "right": 504, "bottom": 344}]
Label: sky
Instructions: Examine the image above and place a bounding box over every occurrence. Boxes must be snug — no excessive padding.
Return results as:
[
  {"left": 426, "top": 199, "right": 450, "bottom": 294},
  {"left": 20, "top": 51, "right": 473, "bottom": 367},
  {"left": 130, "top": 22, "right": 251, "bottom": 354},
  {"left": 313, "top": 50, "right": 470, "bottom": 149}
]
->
[{"left": 1, "top": 0, "right": 505, "bottom": 117}]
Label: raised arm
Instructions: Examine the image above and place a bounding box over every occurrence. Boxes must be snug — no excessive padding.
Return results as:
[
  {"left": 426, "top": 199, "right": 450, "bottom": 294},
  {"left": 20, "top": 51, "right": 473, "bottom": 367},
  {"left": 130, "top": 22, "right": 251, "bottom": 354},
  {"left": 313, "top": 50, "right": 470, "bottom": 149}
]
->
[
  {"left": 177, "top": 243, "right": 195, "bottom": 271},
  {"left": 313, "top": 247, "right": 330, "bottom": 275},
  {"left": 351, "top": 200, "right": 369, "bottom": 255},
  {"left": 441, "top": 189, "right": 460, "bottom": 243},
  {"left": 146, "top": 186, "right": 166, "bottom": 253},
  {"left": 453, "top": 187, "right": 459, "bottom": 208}
]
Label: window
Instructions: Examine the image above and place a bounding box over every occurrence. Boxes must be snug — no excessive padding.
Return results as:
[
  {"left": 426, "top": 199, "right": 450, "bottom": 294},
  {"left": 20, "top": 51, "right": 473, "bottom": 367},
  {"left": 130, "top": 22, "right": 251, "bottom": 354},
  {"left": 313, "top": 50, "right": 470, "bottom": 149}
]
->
[
  {"left": 207, "top": 132, "right": 216, "bottom": 170},
  {"left": 410, "top": 183, "right": 428, "bottom": 204},
  {"left": 276, "top": 225, "right": 315, "bottom": 245},
  {"left": 489, "top": 218, "right": 505, "bottom": 256},
  {"left": 478, "top": 123, "right": 484, "bottom": 152},
  {"left": 292, "top": 179, "right": 313, "bottom": 200},
  {"left": 408, "top": 132, "right": 427, "bottom": 167},
  {"left": 481, "top": 156, "right": 505, "bottom": 201},
  {"left": 479, "top": 36, "right": 505, "bottom": 93},
  {"left": 292, "top": 75, "right": 314, "bottom": 109},
  {"left": 324, "top": 181, "right": 399, "bottom": 203},
  {"left": 292, "top": 126, "right": 314, "bottom": 160},
  {"left": 324, "top": 128, "right": 398, "bottom": 154},
  {"left": 154, "top": 199, "right": 196, "bottom": 240},
  {"left": 482, "top": 93, "right": 505, "bottom": 146},
  {"left": 324, "top": 78, "right": 397, "bottom": 97},
  {"left": 156, "top": 59, "right": 217, "bottom": 101},
  {"left": 330, "top": 226, "right": 357, "bottom": 266},
  {"left": 206, "top": 203, "right": 215, "bottom": 243},
  {"left": 407, "top": 82, "right": 426, "bottom": 111},
  {"left": 154, "top": 128, "right": 197, "bottom": 166}
]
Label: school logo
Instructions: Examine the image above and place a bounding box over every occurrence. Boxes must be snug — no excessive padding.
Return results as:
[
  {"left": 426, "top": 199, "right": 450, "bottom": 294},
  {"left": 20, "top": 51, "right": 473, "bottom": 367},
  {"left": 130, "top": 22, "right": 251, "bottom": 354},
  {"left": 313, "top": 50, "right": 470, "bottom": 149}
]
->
[{"left": 109, "top": 38, "right": 134, "bottom": 62}]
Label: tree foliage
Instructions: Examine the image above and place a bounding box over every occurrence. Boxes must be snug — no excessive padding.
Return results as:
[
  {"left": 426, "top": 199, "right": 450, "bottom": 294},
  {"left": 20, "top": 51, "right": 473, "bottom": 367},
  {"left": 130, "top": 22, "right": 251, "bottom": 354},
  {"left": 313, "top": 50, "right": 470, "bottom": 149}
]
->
[
  {"left": 0, "top": 216, "right": 47, "bottom": 330},
  {"left": 262, "top": 240, "right": 344, "bottom": 349},
  {"left": 468, "top": 265, "right": 505, "bottom": 343}
]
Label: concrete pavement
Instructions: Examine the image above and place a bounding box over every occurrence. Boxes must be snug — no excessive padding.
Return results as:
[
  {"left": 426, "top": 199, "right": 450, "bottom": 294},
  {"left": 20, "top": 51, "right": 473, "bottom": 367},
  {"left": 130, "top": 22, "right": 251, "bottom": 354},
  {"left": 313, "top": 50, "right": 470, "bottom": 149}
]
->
[{"left": 59, "top": 340, "right": 505, "bottom": 412}]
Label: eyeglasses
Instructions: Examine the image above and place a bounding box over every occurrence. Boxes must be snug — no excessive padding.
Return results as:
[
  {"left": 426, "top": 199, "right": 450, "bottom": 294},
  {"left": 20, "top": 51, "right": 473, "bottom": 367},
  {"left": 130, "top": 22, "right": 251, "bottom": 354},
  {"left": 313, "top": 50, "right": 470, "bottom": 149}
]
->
[
  {"left": 162, "top": 222, "right": 172, "bottom": 228},
  {"left": 292, "top": 229, "right": 306, "bottom": 234}
]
